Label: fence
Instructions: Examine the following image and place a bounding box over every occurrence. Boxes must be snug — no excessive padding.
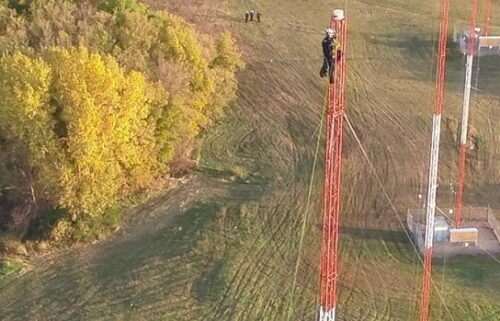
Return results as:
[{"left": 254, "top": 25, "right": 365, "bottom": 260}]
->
[
  {"left": 460, "top": 207, "right": 489, "bottom": 221},
  {"left": 487, "top": 208, "right": 500, "bottom": 242},
  {"left": 406, "top": 207, "right": 499, "bottom": 253},
  {"left": 407, "top": 207, "right": 488, "bottom": 225}
]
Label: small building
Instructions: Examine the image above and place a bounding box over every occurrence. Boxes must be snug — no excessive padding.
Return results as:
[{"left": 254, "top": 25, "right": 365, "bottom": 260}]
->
[
  {"left": 434, "top": 216, "right": 450, "bottom": 243},
  {"left": 453, "top": 26, "right": 500, "bottom": 56},
  {"left": 449, "top": 228, "right": 479, "bottom": 246},
  {"left": 407, "top": 209, "right": 450, "bottom": 252},
  {"left": 407, "top": 207, "right": 500, "bottom": 257}
]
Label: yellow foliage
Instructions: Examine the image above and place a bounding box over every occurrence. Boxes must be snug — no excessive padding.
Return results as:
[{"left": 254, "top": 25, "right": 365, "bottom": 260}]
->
[
  {"left": 0, "top": 0, "right": 245, "bottom": 240},
  {"left": 49, "top": 219, "right": 73, "bottom": 243},
  {"left": 212, "top": 31, "right": 245, "bottom": 72},
  {"left": 0, "top": 2, "right": 27, "bottom": 51},
  {"left": 44, "top": 47, "right": 159, "bottom": 216},
  {"left": 0, "top": 52, "right": 62, "bottom": 198},
  {"left": 0, "top": 47, "right": 160, "bottom": 219}
]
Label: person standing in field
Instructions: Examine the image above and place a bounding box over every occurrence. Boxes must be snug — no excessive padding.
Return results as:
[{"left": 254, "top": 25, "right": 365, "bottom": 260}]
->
[
  {"left": 245, "top": 10, "right": 250, "bottom": 23},
  {"left": 249, "top": 10, "right": 255, "bottom": 21},
  {"left": 256, "top": 12, "right": 261, "bottom": 23}
]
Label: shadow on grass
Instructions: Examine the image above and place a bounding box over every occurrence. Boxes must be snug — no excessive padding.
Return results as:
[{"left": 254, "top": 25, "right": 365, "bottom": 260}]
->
[
  {"left": 342, "top": 226, "right": 409, "bottom": 243},
  {"left": 0, "top": 191, "right": 271, "bottom": 320},
  {"left": 434, "top": 256, "right": 500, "bottom": 294},
  {"left": 192, "top": 259, "right": 227, "bottom": 303},
  {"left": 469, "top": 183, "right": 500, "bottom": 209},
  {"left": 340, "top": 225, "right": 421, "bottom": 264},
  {"left": 364, "top": 33, "right": 500, "bottom": 97},
  {"left": 89, "top": 202, "right": 220, "bottom": 283}
]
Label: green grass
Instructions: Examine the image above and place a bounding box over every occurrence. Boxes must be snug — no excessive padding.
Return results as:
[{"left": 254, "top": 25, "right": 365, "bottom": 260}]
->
[
  {"left": 440, "top": 257, "right": 500, "bottom": 288},
  {"left": 0, "top": 259, "right": 23, "bottom": 279},
  {"left": 1, "top": 0, "right": 500, "bottom": 320}
]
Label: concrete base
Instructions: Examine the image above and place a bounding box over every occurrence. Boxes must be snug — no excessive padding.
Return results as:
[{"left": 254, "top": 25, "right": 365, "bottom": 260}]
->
[
  {"left": 432, "top": 221, "right": 500, "bottom": 257},
  {"left": 318, "top": 306, "right": 336, "bottom": 321}
]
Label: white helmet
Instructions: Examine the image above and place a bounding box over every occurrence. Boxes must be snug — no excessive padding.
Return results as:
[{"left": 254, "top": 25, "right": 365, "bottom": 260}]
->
[{"left": 325, "top": 28, "right": 336, "bottom": 37}]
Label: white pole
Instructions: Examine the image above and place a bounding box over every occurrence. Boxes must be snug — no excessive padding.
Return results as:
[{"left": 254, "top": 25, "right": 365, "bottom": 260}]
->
[
  {"left": 474, "top": 47, "right": 480, "bottom": 87},
  {"left": 461, "top": 54, "right": 474, "bottom": 145},
  {"left": 425, "top": 114, "right": 442, "bottom": 251}
]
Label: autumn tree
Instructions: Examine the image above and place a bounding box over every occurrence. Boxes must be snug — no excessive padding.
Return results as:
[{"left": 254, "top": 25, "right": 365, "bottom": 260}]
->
[
  {"left": 207, "top": 32, "right": 245, "bottom": 122},
  {"left": 0, "top": 52, "right": 60, "bottom": 202},
  {"left": 46, "top": 47, "right": 160, "bottom": 216},
  {"left": 0, "top": 47, "right": 165, "bottom": 239},
  {"left": 0, "top": 0, "right": 244, "bottom": 242},
  {"left": 0, "top": 1, "right": 27, "bottom": 52}
]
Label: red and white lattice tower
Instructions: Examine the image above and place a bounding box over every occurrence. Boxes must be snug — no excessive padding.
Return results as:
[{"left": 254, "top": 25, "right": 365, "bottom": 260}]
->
[
  {"left": 420, "top": 0, "right": 450, "bottom": 320},
  {"left": 484, "top": 0, "right": 493, "bottom": 36},
  {"left": 454, "top": 0, "right": 478, "bottom": 227},
  {"left": 318, "top": 9, "right": 347, "bottom": 321}
]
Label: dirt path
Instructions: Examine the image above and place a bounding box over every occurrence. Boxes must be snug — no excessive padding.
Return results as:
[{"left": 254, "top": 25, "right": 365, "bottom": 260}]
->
[{"left": 1, "top": 0, "right": 500, "bottom": 320}]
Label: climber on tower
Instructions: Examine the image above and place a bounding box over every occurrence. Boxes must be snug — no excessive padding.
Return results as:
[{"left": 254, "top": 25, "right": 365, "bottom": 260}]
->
[{"left": 320, "top": 28, "right": 341, "bottom": 83}]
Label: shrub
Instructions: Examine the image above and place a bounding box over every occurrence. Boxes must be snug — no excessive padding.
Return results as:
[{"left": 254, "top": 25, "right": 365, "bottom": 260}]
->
[{"left": 0, "top": 258, "right": 23, "bottom": 278}]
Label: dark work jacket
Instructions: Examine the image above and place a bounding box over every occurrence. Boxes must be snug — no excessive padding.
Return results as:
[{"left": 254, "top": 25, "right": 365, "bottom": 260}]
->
[
  {"left": 322, "top": 37, "right": 339, "bottom": 60},
  {"left": 322, "top": 37, "right": 333, "bottom": 60}
]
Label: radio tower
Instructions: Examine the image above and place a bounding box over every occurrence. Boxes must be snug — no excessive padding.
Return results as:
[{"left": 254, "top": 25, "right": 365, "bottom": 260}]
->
[
  {"left": 454, "top": 0, "right": 478, "bottom": 227},
  {"left": 318, "top": 9, "right": 347, "bottom": 321},
  {"left": 420, "top": 0, "right": 450, "bottom": 320},
  {"left": 484, "top": 0, "right": 493, "bottom": 36}
]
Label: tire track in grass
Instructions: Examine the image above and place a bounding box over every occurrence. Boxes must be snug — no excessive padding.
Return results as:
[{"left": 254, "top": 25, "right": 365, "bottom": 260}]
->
[{"left": 2, "top": 0, "right": 500, "bottom": 320}]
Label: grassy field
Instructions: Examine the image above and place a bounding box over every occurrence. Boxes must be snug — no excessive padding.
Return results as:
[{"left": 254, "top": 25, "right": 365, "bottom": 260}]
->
[{"left": 1, "top": 0, "right": 500, "bottom": 320}]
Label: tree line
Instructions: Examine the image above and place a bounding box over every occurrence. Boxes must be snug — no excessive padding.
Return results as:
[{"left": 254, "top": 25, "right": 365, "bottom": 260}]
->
[{"left": 0, "top": 0, "right": 244, "bottom": 245}]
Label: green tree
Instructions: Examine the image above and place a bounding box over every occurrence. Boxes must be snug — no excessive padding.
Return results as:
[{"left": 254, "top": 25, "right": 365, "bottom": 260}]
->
[{"left": 94, "top": 0, "right": 147, "bottom": 13}]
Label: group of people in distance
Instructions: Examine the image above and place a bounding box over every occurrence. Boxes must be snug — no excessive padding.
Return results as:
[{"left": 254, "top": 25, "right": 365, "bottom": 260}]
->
[
  {"left": 244, "top": 9, "right": 339, "bottom": 85},
  {"left": 245, "top": 10, "right": 261, "bottom": 23}
]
